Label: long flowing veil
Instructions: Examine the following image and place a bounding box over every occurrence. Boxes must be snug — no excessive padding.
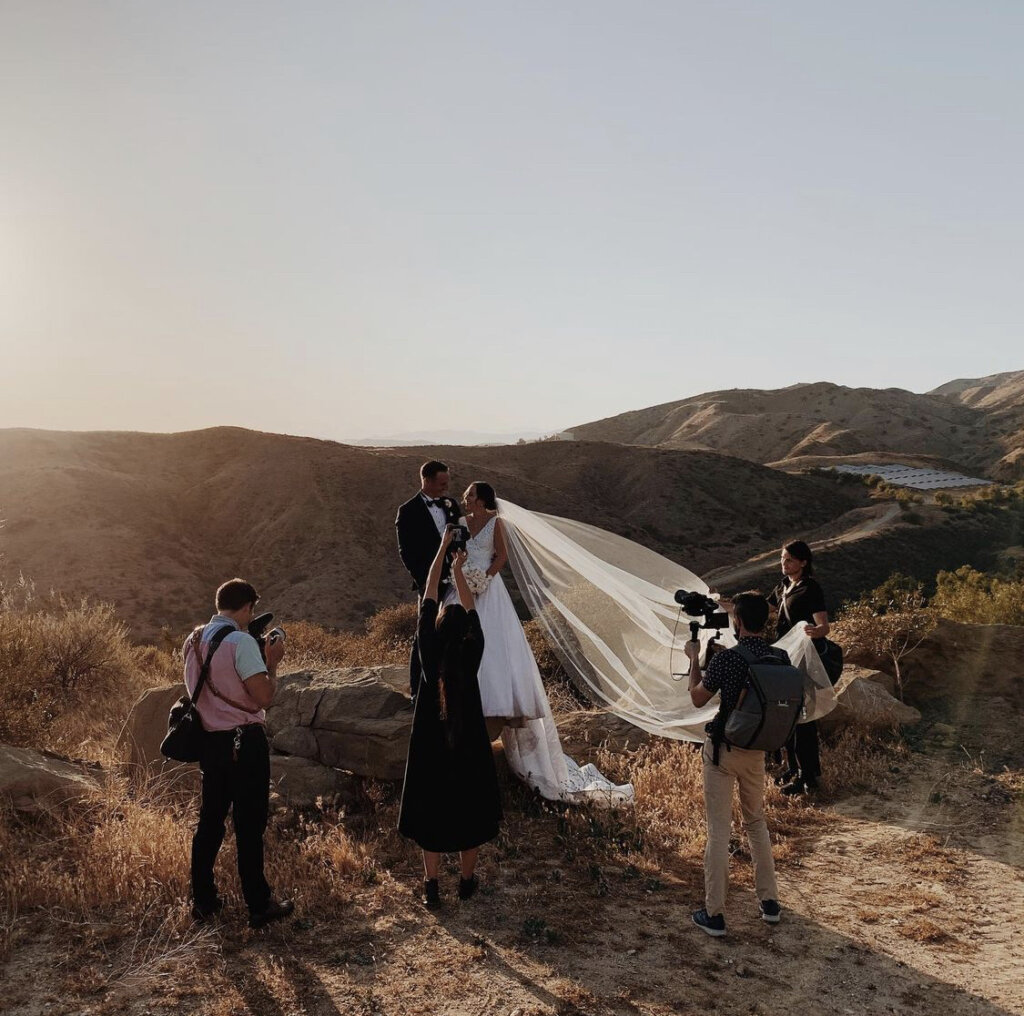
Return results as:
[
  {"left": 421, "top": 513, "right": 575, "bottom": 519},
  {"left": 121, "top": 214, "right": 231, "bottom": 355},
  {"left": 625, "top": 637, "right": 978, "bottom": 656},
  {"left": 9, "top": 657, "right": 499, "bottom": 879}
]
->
[{"left": 496, "top": 499, "right": 836, "bottom": 743}]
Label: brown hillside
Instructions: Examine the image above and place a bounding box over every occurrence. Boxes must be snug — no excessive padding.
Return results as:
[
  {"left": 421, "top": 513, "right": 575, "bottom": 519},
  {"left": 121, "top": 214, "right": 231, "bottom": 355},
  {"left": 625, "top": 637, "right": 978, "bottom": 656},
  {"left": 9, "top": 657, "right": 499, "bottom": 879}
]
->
[
  {"left": 0, "top": 427, "right": 861, "bottom": 643},
  {"left": 570, "top": 373, "right": 1024, "bottom": 479}
]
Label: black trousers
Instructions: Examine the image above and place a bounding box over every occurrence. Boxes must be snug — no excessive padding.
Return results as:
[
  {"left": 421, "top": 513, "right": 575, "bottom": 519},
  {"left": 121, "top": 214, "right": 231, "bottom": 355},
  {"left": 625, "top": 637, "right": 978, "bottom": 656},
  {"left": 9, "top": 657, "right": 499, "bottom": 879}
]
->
[
  {"left": 191, "top": 724, "right": 271, "bottom": 914},
  {"left": 785, "top": 720, "right": 822, "bottom": 784}
]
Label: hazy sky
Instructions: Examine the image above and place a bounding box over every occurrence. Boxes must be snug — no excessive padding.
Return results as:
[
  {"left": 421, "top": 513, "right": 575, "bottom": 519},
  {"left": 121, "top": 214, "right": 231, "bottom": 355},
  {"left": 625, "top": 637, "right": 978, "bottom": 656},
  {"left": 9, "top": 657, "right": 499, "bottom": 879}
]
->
[{"left": 2, "top": 1, "right": 1021, "bottom": 441}]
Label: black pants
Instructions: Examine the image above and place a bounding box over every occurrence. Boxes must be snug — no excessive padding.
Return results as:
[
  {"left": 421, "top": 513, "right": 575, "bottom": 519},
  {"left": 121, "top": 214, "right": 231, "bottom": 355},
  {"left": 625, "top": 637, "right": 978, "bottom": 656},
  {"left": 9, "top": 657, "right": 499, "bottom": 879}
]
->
[
  {"left": 191, "top": 725, "right": 272, "bottom": 914},
  {"left": 785, "top": 720, "right": 821, "bottom": 784}
]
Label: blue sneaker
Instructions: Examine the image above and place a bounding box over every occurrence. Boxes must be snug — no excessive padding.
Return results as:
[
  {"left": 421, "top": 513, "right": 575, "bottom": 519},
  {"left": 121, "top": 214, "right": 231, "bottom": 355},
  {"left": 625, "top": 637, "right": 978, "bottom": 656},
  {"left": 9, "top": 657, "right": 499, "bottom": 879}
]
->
[
  {"left": 759, "top": 899, "right": 782, "bottom": 924},
  {"left": 692, "top": 908, "right": 726, "bottom": 937}
]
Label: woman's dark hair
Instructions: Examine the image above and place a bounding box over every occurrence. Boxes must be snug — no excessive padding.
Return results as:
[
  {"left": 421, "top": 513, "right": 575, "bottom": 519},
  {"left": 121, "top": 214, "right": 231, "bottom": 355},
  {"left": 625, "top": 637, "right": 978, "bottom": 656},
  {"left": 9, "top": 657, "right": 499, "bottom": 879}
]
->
[
  {"left": 783, "top": 540, "right": 814, "bottom": 576},
  {"left": 435, "top": 604, "right": 471, "bottom": 741},
  {"left": 471, "top": 481, "right": 497, "bottom": 510}
]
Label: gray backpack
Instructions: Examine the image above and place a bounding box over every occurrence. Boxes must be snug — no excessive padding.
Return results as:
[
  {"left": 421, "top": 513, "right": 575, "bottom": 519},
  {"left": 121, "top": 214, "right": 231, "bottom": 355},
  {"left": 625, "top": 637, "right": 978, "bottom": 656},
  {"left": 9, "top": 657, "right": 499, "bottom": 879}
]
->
[{"left": 721, "top": 645, "right": 805, "bottom": 753}]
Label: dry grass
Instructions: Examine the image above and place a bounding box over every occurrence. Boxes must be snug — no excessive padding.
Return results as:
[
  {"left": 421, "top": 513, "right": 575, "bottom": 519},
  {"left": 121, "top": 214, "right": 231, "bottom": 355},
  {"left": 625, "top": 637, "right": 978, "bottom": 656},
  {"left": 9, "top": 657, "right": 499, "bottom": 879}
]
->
[
  {"left": 281, "top": 605, "right": 417, "bottom": 671},
  {"left": 0, "top": 584, "right": 178, "bottom": 758}
]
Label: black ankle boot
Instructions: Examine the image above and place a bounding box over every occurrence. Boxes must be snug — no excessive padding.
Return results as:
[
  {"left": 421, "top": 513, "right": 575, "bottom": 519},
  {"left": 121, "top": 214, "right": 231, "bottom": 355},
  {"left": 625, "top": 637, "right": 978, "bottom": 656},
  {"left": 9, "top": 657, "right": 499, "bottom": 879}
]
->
[
  {"left": 423, "top": 879, "right": 441, "bottom": 909},
  {"left": 458, "top": 874, "right": 479, "bottom": 901}
]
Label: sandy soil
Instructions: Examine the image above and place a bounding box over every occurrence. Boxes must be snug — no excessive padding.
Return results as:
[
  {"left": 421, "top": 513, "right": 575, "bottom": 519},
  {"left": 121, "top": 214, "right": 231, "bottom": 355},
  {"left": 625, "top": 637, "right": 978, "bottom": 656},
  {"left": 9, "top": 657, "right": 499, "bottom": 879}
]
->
[{"left": 3, "top": 696, "right": 1021, "bottom": 1016}]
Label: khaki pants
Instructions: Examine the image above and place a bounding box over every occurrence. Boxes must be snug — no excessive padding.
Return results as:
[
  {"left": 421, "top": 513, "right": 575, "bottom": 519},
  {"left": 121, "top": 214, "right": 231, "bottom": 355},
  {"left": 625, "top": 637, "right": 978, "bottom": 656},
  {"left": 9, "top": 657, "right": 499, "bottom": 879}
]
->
[{"left": 701, "top": 738, "right": 778, "bottom": 917}]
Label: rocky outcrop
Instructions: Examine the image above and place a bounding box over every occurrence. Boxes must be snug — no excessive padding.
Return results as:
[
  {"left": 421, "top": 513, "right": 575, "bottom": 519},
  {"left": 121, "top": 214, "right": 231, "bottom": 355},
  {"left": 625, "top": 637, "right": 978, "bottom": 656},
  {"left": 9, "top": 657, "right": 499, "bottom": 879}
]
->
[
  {"left": 121, "top": 666, "right": 413, "bottom": 785},
  {"left": 269, "top": 755, "right": 362, "bottom": 809},
  {"left": 266, "top": 667, "right": 412, "bottom": 780},
  {"left": 819, "top": 667, "right": 921, "bottom": 732},
  {"left": 0, "top": 744, "right": 102, "bottom": 813}
]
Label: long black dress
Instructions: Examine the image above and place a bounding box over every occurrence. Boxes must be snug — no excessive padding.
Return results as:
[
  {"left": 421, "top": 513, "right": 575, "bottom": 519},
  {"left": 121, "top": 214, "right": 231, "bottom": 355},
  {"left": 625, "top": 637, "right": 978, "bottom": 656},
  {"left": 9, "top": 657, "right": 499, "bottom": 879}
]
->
[
  {"left": 398, "top": 598, "right": 502, "bottom": 852},
  {"left": 770, "top": 575, "right": 828, "bottom": 783}
]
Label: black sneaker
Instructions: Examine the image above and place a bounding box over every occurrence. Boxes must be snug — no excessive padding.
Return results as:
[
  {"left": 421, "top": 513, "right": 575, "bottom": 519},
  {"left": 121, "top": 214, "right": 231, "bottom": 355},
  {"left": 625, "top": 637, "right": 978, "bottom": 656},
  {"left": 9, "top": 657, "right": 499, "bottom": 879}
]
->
[
  {"left": 190, "top": 897, "right": 223, "bottom": 922},
  {"left": 759, "top": 899, "right": 782, "bottom": 924},
  {"left": 248, "top": 898, "right": 295, "bottom": 929},
  {"left": 458, "top": 874, "right": 479, "bottom": 901},
  {"left": 692, "top": 908, "right": 726, "bottom": 937},
  {"left": 423, "top": 879, "right": 441, "bottom": 909},
  {"left": 781, "top": 778, "right": 806, "bottom": 796}
]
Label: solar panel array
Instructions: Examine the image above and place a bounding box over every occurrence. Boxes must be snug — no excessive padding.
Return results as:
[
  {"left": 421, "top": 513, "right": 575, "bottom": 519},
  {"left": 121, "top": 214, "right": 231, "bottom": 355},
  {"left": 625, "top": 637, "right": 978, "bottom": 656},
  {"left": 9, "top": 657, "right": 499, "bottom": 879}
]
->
[{"left": 831, "top": 464, "right": 991, "bottom": 490}]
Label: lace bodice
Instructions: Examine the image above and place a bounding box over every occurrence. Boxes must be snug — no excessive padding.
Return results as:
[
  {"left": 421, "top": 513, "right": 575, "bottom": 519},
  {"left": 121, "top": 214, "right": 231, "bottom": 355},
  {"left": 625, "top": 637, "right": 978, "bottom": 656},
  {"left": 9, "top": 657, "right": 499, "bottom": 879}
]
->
[{"left": 465, "top": 515, "right": 497, "bottom": 574}]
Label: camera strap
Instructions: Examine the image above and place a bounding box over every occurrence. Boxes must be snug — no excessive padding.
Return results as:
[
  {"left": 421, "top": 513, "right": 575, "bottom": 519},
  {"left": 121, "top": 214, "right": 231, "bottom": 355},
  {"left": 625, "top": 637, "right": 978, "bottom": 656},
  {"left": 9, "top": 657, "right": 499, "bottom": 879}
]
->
[{"left": 188, "top": 628, "right": 264, "bottom": 715}]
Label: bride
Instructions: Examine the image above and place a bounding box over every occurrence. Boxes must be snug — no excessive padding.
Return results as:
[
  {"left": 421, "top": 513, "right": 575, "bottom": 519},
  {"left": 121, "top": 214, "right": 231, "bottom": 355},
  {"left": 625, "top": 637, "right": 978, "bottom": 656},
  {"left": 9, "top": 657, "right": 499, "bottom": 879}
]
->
[{"left": 449, "top": 481, "right": 633, "bottom": 806}]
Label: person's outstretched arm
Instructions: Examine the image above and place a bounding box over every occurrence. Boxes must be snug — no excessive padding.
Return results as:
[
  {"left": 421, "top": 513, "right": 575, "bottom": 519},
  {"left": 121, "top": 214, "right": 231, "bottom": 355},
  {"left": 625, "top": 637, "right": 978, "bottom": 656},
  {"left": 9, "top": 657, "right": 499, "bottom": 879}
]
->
[
  {"left": 451, "top": 549, "right": 473, "bottom": 609},
  {"left": 423, "top": 526, "right": 455, "bottom": 603}
]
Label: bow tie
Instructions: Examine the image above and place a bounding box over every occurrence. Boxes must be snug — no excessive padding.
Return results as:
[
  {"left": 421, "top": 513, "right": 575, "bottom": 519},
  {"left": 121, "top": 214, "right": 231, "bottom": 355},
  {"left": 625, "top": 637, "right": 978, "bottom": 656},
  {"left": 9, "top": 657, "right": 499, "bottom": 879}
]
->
[{"left": 425, "top": 498, "right": 442, "bottom": 507}]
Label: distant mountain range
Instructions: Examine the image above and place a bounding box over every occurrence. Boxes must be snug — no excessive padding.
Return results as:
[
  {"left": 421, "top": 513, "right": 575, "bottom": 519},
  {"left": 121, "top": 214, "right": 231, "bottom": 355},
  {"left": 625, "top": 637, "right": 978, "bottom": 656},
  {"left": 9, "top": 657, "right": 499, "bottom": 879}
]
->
[
  {"left": 343, "top": 428, "right": 563, "bottom": 447},
  {"left": 2, "top": 369, "right": 1021, "bottom": 641},
  {"left": 568, "top": 369, "right": 1024, "bottom": 480}
]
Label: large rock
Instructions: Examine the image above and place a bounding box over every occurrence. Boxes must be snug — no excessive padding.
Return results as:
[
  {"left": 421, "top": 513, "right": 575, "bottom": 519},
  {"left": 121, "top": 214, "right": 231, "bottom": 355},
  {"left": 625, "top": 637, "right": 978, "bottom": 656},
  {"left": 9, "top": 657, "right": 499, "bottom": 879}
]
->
[
  {"left": 0, "top": 744, "right": 102, "bottom": 813},
  {"left": 819, "top": 669, "right": 921, "bottom": 732},
  {"left": 844, "top": 619, "right": 1024, "bottom": 709},
  {"left": 119, "top": 683, "right": 183, "bottom": 769},
  {"left": 269, "top": 755, "right": 362, "bottom": 810},
  {"left": 266, "top": 668, "right": 412, "bottom": 780}
]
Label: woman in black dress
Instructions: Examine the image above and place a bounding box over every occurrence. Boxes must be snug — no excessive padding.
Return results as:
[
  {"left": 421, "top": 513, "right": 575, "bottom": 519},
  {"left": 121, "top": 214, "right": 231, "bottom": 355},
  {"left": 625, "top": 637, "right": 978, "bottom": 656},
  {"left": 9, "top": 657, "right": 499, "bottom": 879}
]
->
[
  {"left": 769, "top": 540, "right": 831, "bottom": 795},
  {"left": 398, "top": 526, "right": 502, "bottom": 908}
]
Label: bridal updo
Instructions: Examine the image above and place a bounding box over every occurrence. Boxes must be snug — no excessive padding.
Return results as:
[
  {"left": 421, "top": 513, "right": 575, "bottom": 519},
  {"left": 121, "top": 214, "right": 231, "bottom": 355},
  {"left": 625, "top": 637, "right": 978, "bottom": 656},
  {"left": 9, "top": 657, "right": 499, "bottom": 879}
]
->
[{"left": 471, "top": 481, "right": 497, "bottom": 510}]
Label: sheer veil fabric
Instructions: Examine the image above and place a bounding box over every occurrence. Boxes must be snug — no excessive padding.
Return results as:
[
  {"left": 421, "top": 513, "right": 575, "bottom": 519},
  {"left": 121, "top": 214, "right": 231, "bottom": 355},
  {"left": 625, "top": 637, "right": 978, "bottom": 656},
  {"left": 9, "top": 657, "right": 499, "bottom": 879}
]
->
[{"left": 496, "top": 499, "right": 836, "bottom": 746}]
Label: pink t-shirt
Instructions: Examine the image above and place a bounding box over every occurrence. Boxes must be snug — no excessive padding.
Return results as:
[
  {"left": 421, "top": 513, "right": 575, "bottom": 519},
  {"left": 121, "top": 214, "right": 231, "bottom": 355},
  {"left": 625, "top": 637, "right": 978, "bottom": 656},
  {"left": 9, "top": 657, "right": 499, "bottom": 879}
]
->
[{"left": 183, "top": 616, "right": 267, "bottom": 732}]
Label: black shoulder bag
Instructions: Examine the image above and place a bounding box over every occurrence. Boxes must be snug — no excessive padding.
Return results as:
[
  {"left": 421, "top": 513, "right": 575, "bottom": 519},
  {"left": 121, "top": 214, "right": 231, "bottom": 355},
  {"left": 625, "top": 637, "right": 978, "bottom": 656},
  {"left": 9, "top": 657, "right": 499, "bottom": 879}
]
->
[{"left": 160, "top": 625, "right": 234, "bottom": 763}]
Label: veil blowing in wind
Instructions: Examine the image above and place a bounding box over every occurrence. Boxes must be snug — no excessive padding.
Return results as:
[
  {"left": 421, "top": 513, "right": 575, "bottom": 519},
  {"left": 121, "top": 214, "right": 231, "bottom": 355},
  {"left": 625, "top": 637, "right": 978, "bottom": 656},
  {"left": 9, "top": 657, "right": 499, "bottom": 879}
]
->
[{"left": 494, "top": 499, "right": 836, "bottom": 786}]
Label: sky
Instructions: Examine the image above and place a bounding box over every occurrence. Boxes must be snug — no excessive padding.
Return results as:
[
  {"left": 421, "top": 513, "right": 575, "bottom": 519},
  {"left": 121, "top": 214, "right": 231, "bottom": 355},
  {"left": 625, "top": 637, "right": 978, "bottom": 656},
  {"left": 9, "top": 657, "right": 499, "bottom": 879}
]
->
[{"left": 1, "top": 1, "right": 1022, "bottom": 442}]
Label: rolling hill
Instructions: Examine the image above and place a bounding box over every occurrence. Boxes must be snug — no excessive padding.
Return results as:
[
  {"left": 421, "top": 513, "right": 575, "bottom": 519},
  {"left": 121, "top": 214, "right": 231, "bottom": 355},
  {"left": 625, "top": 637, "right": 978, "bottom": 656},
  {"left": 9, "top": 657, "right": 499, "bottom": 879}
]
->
[
  {"left": 569, "top": 370, "right": 1024, "bottom": 480},
  {"left": 0, "top": 427, "right": 862, "bottom": 642}
]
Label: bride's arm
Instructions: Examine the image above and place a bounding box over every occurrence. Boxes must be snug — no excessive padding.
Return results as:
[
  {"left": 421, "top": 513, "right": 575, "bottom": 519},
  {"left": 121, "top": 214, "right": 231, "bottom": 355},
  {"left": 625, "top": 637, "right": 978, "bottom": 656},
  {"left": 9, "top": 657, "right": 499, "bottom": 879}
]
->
[{"left": 486, "top": 517, "right": 508, "bottom": 577}]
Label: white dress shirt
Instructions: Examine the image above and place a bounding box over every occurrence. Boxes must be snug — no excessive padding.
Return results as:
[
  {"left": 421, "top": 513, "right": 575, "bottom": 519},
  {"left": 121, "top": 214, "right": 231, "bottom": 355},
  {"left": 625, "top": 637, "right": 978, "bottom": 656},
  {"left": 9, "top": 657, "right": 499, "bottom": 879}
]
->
[{"left": 421, "top": 493, "right": 447, "bottom": 535}]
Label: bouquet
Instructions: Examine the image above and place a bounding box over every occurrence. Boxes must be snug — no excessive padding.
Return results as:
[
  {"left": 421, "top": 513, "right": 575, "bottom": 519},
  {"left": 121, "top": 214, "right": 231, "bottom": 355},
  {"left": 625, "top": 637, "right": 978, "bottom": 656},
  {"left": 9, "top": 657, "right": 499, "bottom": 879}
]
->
[{"left": 463, "top": 568, "right": 491, "bottom": 596}]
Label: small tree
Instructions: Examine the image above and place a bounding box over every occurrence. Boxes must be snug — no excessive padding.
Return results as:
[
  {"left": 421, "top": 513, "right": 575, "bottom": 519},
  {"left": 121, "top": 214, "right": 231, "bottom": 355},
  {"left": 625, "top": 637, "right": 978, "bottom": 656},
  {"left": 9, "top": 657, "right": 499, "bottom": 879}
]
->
[{"left": 834, "top": 589, "right": 936, "bottom": 702}]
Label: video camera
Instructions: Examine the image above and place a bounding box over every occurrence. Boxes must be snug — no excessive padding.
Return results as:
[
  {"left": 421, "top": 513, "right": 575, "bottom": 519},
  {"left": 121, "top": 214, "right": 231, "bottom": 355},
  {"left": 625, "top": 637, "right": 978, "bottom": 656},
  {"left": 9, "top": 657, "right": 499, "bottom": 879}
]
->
[
  {"left": 674, "top": 589, "right": 730, "bottom": 643},
  {"left": 247, "top": 611, "right": 286, "bottom": 662}
]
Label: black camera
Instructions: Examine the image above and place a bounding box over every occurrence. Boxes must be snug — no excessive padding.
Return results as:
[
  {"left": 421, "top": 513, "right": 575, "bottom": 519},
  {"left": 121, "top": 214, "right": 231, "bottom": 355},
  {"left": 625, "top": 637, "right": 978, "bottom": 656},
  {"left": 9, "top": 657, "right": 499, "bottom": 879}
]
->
[
  {"left": 248, "top": 611, "right": 286, "bottom": 662},
  {"left": 447, "top": 522, "right": 470, "bottom": 552},
  {"left": 674, "top": 589, "right": 730, "bottom": 641}
]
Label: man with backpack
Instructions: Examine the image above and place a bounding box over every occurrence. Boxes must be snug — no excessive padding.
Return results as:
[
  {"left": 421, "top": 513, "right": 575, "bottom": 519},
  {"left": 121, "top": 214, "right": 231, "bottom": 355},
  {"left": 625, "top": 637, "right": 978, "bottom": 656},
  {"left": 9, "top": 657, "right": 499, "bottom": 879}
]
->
[{"left": 685, "top": 590, "right": 802, "bottom": 937}]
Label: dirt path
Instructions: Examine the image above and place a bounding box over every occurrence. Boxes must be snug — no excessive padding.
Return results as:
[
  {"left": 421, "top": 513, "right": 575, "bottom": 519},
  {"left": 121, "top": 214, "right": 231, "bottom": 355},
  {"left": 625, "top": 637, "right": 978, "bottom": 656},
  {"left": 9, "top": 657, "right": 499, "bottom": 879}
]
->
[{"left": 704, "top": 501, "right": 902, "bottom": 590}]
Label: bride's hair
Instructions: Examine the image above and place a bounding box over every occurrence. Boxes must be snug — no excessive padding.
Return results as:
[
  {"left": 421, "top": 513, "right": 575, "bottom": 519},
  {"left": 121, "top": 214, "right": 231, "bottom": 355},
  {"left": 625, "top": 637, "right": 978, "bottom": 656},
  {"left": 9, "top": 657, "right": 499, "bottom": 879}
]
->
[{"left": 471, "top": 481, "right": 497, "bottom": 510}]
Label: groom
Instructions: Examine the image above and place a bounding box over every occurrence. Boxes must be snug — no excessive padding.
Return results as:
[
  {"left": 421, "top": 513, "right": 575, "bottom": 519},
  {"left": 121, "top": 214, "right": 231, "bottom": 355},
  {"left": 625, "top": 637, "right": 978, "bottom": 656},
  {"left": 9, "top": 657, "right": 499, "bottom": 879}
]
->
[{"left": 395, "top": 460, "right": 462, "bottom": 697}]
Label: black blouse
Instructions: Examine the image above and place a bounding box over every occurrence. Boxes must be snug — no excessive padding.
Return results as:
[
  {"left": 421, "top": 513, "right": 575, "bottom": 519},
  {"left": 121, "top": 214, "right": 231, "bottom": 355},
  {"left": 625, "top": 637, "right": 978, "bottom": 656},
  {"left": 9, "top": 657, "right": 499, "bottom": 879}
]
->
[{"left": 770, "top": 575, "right": 827, "bottom": 638}]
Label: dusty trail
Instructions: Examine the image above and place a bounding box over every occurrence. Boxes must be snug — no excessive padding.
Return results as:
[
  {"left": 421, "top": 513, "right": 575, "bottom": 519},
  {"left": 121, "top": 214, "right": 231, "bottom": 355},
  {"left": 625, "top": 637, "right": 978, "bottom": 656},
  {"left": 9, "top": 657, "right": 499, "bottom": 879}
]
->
[{"left": 704, "top": 501, "right": 903, "bottom": 591}]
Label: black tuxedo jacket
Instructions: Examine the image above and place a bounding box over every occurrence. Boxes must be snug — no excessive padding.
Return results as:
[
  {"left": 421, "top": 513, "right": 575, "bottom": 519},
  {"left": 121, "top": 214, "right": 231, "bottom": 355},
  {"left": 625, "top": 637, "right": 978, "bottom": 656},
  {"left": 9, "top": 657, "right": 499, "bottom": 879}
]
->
[{"left": 395, "top": 493, "right": 461, "bottom": 593}]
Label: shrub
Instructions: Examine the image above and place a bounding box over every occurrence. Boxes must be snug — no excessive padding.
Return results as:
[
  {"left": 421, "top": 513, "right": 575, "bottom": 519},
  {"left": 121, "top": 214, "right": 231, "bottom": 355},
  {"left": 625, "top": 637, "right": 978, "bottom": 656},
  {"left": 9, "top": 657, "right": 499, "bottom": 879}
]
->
[
  {"left": 0, "top": 586, "right": 175, "bottom": 756},
  {"left": 930, "top": 565, "right": 1024, "bottom": 626}
]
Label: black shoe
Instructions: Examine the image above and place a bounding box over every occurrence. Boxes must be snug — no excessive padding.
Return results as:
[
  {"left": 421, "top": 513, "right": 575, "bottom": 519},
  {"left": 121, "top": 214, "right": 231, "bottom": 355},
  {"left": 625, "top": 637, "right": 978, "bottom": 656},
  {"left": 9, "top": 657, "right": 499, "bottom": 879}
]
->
[
  {"left": 692, "top": 908, "right": 726, "bottom": 937},
  {"left": 190, "top": 897, "right": 223, "bottom": 922},
  {"left": 423, "top": 879, "right": 441, "bottom": 909},
  {"left": 774, "top": 768, "right": 799, "bottom": 787},
  {"left": 458, "top": 875, "right": 479, "bottom": 901},
  {"left": 759, "top": 899, "right": 782, "bottom": 924},
  {"left": 248, "top": 898, "right": 295, "bottom": 929},
  {"left": 781, "top": 778, "right": 807, "bottom": 796}
]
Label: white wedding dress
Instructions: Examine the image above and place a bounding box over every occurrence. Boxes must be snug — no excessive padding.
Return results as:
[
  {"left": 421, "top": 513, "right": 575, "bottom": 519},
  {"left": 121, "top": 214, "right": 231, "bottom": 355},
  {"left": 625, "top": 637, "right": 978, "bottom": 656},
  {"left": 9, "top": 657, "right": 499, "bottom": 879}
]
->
[{"left": 448, "top": 514, "right": 634, "bottom": 807}]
